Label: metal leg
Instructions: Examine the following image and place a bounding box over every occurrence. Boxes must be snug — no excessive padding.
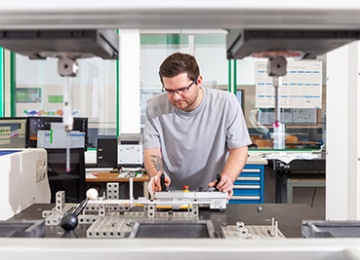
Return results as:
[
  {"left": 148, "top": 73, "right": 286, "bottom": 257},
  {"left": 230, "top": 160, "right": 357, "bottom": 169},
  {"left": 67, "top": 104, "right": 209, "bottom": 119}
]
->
[
  {"left": 275, "top": 175, "right": 283, "bottom": 203},
  {"left": 286, "top": 180, "right": 293, "bottom": 204}
]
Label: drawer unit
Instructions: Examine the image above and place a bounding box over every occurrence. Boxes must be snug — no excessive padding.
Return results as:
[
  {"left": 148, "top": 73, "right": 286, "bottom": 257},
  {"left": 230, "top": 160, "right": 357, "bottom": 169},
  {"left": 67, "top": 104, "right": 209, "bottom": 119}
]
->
[{"left": 229, "top": 164, "right": 264, "bottom": 204}]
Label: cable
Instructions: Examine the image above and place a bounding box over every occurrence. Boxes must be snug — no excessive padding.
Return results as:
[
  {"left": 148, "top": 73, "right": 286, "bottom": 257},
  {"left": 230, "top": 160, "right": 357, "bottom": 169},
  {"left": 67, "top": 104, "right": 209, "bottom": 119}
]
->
[{"left": 310, "top": 187, "right": 317, "bottom": 207}]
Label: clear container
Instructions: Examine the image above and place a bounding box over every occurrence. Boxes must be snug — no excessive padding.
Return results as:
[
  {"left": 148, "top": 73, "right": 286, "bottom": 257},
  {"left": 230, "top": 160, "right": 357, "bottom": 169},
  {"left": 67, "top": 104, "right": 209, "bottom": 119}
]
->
[{"left": 273, "top": 122, "right": 285, "bottom": 149}]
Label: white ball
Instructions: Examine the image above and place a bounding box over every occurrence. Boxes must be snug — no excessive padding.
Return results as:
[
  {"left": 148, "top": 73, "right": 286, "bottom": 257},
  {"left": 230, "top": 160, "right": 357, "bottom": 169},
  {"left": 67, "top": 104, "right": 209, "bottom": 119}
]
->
[{"left": 86, "top": 188, "right": 98, "bottom": 200}]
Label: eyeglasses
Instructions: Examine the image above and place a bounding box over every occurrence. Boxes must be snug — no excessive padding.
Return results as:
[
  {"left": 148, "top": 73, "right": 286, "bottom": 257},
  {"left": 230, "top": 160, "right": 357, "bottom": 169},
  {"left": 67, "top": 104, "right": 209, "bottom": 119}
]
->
[{"left": 163, "top": 76, "right": 198, "bottom": 95}]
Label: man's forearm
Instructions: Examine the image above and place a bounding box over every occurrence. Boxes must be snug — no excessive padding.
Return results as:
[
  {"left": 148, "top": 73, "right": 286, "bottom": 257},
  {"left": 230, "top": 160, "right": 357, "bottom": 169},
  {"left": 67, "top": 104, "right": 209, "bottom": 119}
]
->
[
  {"left": 221, "top": 146, "right": 249, "bottom": 182},
  {"left": 144, "top": 148, "right": 164, "bottom": 178}
]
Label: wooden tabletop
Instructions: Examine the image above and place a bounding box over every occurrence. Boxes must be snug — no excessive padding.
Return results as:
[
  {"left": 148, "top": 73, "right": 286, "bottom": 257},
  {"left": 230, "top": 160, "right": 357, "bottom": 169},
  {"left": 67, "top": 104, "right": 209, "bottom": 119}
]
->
[
  {"left": 286, "top": 141, "right": 321, "bottom": 148},
  {"left": 286, "top": 141, "right": 321, "bottom": 145},
  {"left": 86, "top": 172, "right": 149, "bottom": 183}
]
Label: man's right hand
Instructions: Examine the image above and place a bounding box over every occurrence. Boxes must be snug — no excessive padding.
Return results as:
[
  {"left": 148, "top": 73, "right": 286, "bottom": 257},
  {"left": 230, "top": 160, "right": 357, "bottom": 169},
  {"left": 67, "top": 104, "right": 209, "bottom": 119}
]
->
[{"left": 148, "top": 174, "right": 171, "bottom": 195}]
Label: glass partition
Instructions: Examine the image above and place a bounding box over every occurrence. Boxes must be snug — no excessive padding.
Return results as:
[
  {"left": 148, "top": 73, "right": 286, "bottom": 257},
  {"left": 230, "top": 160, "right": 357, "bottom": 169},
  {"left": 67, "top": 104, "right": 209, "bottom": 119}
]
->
[
  {"left": 7, "top": 31, "right": 326, "bottom": 151},
  {"left": 139, "top": 31, "right": 326, "bottom": 150},
  {"left": 13, "top": 54, "right": 117, "bottom": 148},
  {"left": 237, "top": 57, "right": 326, "bottom": 150}
]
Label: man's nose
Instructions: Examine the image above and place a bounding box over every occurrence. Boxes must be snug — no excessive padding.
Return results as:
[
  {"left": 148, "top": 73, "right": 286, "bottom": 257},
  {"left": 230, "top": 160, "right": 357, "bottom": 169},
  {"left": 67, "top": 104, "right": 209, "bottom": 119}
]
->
[{"left": 172, "top": 92, "right": 181, "bottom": 100}]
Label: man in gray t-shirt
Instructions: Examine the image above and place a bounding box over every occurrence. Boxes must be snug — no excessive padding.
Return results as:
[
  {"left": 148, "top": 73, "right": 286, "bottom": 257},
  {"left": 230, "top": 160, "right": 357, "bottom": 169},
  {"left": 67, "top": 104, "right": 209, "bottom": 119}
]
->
[{"left": 144, "top": 52, "right": 251, "bottom": 198}]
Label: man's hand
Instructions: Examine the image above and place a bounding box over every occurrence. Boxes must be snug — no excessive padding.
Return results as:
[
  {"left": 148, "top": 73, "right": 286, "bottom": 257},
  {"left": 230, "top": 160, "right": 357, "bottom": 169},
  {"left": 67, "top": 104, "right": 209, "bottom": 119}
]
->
[
  {"left": 148, "top": 174, "right": 171, "bottom": 195},
  {"left": 208, "top": 175, "right": 234, "bottom": 199}
]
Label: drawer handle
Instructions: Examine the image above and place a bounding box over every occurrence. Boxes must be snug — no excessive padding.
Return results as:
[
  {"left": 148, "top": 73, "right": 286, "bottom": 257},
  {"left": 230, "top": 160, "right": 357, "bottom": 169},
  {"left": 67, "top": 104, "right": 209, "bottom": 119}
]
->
[
  {"left": 231, "top": 196, "right": 260, "bottom": 200},
  {"left": 233, "top": 185, "right": 260, "bottom": 189},
  {"left": 237, "top": 177, "right": 260, "bottom": 181},
  {"left": 242, "top": 169, "right": 261, "bottom": 173}
]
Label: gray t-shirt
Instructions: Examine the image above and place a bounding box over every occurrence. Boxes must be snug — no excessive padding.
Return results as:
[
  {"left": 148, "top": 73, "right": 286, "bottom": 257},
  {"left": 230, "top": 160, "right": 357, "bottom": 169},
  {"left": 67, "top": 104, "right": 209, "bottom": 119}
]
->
[{"left": 144, "top": 87, "right": 251, "bottom": 191}]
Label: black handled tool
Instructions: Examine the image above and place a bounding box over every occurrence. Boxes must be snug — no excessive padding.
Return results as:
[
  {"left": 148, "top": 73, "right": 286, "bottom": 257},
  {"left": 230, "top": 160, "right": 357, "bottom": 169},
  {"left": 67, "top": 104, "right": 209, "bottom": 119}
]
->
[
  {"left": 214, "top": 174, "right": 221, "bottom": 191},
  {"left": 207, "top": 174, "right": 221, "bottom": 192},
  {"left": 60, "top": 198, "right": 89, "bottom": 231},
  {"left": 160, "top": 173, "right": 168, "bottom": 192}
]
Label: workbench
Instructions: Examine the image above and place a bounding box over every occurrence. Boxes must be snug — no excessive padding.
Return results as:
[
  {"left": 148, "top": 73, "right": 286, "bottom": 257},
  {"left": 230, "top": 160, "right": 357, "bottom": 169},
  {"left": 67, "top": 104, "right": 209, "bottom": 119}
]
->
[
  {"left": 5, "top": 203, "right": 360, "bottom": 260},
  {"left": 9, "top": 203, "right": 324, "bottom": 238}
]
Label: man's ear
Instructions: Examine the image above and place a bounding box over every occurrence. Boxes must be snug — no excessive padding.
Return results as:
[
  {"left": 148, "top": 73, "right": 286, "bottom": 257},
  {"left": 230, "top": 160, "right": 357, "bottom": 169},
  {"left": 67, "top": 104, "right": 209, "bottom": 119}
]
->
[{"left": 197, "top": 75, "right": 203, "bottom": 85}]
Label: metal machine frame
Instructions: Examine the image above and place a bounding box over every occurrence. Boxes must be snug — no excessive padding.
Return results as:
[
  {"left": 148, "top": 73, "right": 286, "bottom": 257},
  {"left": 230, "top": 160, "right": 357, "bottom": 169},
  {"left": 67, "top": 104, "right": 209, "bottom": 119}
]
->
[{"left": 2, "top": 2, "right": 360, "bottom": 259}]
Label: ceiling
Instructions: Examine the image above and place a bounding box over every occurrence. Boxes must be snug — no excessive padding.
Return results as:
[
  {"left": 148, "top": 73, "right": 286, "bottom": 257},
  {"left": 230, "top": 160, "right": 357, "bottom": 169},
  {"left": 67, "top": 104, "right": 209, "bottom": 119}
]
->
[
  {"left": 1, "top": 2, "right": 360, "bottom": 60},
  {"left": 1, "top": 2, "right": 360, "bottom": 30}
]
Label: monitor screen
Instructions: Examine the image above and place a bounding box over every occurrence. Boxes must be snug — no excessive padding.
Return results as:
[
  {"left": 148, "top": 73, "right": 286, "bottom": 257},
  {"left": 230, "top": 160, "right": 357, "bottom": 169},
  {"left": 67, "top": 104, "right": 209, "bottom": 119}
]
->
[
  {"left": 25, "top": 116, "right": 88, "bottom": 150},
  {"left": 0, "top": 117, "right": 27, "bottom": 148}
]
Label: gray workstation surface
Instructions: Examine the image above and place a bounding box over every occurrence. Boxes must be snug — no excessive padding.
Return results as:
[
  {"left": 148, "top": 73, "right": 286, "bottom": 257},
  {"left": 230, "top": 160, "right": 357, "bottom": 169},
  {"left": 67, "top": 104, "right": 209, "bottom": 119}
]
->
[{"left": 9, "top": 203, "right": 324, "bottom": 238}]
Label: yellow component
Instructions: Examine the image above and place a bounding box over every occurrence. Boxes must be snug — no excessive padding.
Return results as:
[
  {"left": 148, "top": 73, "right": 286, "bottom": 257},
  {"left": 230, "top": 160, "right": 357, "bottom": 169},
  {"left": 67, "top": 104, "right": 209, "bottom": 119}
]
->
[{"left": 183, "top": 185, "right": 189, "bottom": 192}]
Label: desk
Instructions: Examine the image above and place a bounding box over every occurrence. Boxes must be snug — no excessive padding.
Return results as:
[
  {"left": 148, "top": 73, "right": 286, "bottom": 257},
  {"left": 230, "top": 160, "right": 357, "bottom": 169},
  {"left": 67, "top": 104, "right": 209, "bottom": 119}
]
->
[
  {"left": 86, "top": 172, "right": 149, "bottom": 183},
  {"left": 86, "top": 172, "right": 149, "bottom": 199},
  {"left": 277, "top": 175, "right": 326, "bottom": 203},
  {"left": 266, "top": 155, "right": 325, "bottom": 205}
]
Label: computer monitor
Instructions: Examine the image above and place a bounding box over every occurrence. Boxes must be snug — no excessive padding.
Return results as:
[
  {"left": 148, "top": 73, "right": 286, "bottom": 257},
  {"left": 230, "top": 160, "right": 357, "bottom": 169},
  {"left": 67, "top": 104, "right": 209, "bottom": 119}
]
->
[
  {"left": 0, "top": 117, "right": 27, "bottom": 148},
  {"left": 25, "top": 116, "right": 88, "bottom": 150},
  {"left": 46, "top": 148, "right": 86, "bottom": 203}
]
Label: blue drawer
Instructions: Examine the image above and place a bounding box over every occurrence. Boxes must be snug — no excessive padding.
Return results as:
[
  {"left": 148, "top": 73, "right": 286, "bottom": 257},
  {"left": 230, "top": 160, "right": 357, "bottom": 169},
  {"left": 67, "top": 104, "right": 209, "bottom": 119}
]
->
[
  {"left": 234, "top": 179, "right": 260, "bottom": 185},
  {"left": 233, "top": 188, "right": 261, "bottom": 197},
  {"left": 237, "top": 173, "right": 261, "bottom": 178},
  {"left": 229, "top": 199, "right": 261, "bottom": 204},
  {"left": 231, "top": 164, "right": 264, "bottom": 204},
  {"left": 243, "top": 165, "right": 263, "bottom": 171}
]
